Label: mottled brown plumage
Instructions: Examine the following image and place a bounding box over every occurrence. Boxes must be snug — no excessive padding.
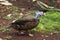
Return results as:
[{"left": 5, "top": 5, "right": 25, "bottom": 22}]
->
[
  {"left": 10, "top": 11, "right": 45, "bottom": 36},
  {"left": 10, "top": 14, "right": 39, "bottom": 31}
]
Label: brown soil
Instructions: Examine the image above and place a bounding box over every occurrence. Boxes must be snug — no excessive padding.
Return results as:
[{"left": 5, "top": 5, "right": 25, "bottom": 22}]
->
[
  {"left": 0, "top": 31, "right": 60, "bottom": 40},
  {"left": 8, "top": 0, "right": 44, "bottom": 11},
  {"left": 0, "top": 0, "right": 60, "bottom": 40}
]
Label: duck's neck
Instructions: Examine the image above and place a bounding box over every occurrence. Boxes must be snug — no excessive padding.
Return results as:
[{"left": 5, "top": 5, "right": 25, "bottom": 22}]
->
[{"left": 34, "top": 14, "right": 40, "bottom": 19}]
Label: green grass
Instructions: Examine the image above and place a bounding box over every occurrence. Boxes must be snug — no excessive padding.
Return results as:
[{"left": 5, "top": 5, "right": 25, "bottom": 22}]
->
[
  {"left": 0, "top": 26, "right": 9, "bottom": 32},
  {"left": 35, "top": 11, "right": 60, "bottom": 33},
  {"left": 9, "top": 6, "right": 20, "bottom": 11},
  {"left": 0, "top": 10, "right": 5, "bottom": 12},
  {"left": 25, "top": 10, "right": 60, "bottom": 33}
]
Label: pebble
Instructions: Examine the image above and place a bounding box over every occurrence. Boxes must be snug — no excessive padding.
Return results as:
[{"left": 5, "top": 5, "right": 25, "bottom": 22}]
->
[
  {"left": 43, "top": 39, "right": 46, "bottom": 40},
  {"left": 29, "top": 34, "right": 33, "bottom": 37},
  {"left": 7, "top": 14, "right": 12, "bottom": 17},
  {"left": 0, "top": 1, "right": 12, "bottom": 5},
  {"left": 45, "top": 35, "right": 48, "bottom": 37},
  {"left": 12, "top": 20, "right": 17, "bottom": 23},
  {"left": 50, "top": 33, "right": 53, "bottom": 35},
  {"left": 21, "top": 8, "right": 25, "bottom": 11},
  {"left": 33, "top": 0, "right": 36, "bottom": 2},
  {"left": 20, "top": 13, "right": 23, "bottom": 16},
  {"left": 41, "top": 35, "right": 44, "bottom": 37},
  {"left": 0, "top": 38, "right": 3, "bottom": 40},
  {"left": 0, "top": 0, "right": 6, "bottom": 1}
]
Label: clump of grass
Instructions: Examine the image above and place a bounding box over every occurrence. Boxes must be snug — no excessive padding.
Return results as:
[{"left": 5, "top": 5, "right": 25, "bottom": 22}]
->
[
  {"left": 0, "top": 10, "right": 5, "bottom": 12},
  {"left": 34, "top": 11, "right": 60, "bottom": 33},
  {"left": 4, "top": 36, "right": 12, "bottom": 40},
  {"left": 12, "top": 12, "right": 22, "bottom": 20},
  {"left": 3, "top": 14, "right": 13, "bottom": 20},
  {"left": 3, "top": 12, "right": 22, "bottom": 20},
  {"left": 9, "top": 6, "right": 20, "bottom": 11},
  {"left": 26, "top": 10, "right": 36, "bottom": 14},
  {"left": 0, "top": 26, "right": 10, "bottom": 32}
]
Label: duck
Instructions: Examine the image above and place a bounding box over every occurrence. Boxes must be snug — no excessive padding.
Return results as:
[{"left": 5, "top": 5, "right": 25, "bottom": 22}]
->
[{"left": 10, "top": 10, "right": 46, "bottom": 37}]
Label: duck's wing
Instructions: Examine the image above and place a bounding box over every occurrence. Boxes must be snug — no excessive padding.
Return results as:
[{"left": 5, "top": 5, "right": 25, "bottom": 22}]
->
[
  {"left": 11, "top": 19, "right": 39, "bottom": 30},
  {"left": 12, "top": 14, "right": 35, "bottom": 24}
]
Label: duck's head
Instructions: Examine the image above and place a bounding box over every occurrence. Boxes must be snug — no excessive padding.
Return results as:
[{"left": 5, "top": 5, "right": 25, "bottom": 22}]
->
[{"left": 34, "top": 11, "right": 46, "bottom": 19}]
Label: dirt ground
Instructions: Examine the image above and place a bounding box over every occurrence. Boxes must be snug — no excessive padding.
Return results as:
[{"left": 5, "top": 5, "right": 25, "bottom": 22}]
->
[
  {"left": 0, "top": 31, "right": 60, "bottom": 40},
  {"left": 0, "top": 0, "right": 60, "bottom": 40}
]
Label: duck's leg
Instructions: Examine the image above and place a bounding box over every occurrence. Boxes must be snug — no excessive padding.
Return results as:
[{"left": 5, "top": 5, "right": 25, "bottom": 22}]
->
[
  {"left": 20, "top": 31, "right": 25, "bottom": 35},
  {"left": 18, "top": 31, "right": 26, "bottom": 36}
]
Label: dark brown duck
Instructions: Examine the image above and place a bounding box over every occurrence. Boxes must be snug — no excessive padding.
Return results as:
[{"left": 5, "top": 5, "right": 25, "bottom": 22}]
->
[{"left": 10, "top": 11, "right": 45, "bottom": 36}]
